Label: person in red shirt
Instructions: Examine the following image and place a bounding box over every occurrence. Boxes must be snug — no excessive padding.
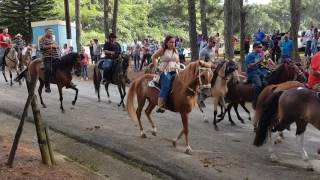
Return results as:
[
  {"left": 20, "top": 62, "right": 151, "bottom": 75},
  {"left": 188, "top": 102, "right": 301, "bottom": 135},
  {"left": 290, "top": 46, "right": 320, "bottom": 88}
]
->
[
  {"left": 308, "top": 52, "right": 320, "bottom": 91},
  {"left": 81, "top": 50, "right": 89, "bottom": 80},
  {"left": 0, "top": 27, "right": 12, "bottom": 66}
]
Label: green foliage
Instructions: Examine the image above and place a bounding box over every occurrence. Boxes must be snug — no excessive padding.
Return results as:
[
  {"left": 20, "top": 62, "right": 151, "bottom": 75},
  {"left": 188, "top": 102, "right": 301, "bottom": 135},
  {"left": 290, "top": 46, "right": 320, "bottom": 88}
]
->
[{"left": 0, "top": 0, "right": 57, "bottom": 43}]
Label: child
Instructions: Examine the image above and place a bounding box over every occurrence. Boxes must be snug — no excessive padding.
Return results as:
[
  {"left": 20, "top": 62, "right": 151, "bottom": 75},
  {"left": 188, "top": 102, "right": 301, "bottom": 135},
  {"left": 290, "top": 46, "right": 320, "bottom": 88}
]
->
[{"left": 81, "top": 50, "right": 89, "bottom": 80}]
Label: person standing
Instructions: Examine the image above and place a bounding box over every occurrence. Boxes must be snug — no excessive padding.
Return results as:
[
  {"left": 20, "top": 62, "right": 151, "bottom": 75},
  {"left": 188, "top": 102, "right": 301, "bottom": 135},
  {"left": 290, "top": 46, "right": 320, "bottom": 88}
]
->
[
  {"left": 81, "top": 49, "right": 89, "bottom": 81},
  {"left": 304, "top": 26, "right": 314, "bottom": 58},
  {"left": 92, "top": 39, "right": 102, "bottom": 64},
  {"left": 214, "top": 33, "right": 220, "bottom": 59},
  {"left": 89, "top": 40, "right": 94, "bottom": 64},
  {"left": 0, "top": 27, "right": 12, "bottom": 66},
  {"left": 39, "top": 28, "right": 60, "bottom": 93},
  {"left": 132, "top": 39, "right": 141, "bottom": 70},
  {"left": 61, "top": 43, "right": 70, "bottom": 56},
  {"left": 139, "top": 39, "right": 151, "bottom": 71},
  {"left": 280, "top": 34, "right": 293, "bottom": 61},
  {"left": 311, "top": 30, "right": 319, "bottom": 55}
]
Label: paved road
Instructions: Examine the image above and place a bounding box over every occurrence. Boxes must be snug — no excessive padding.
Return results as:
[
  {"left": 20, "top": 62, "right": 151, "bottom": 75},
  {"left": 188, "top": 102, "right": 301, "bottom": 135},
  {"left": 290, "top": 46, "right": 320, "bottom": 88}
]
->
[{"left": 0, "top": 75, "right": 320, "bottom": 180}]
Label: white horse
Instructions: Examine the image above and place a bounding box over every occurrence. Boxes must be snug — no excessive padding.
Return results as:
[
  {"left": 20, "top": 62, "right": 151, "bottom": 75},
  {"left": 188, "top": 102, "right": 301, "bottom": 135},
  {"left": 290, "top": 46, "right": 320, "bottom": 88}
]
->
[{"left": 1, "top": 46, "right": 20, "bottom": 86}]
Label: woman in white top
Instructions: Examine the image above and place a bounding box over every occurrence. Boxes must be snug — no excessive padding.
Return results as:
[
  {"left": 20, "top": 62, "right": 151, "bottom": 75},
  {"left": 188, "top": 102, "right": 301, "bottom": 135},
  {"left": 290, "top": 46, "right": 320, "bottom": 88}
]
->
[{"left": 151, "top": 35, "right": 179, "bottom": 112}]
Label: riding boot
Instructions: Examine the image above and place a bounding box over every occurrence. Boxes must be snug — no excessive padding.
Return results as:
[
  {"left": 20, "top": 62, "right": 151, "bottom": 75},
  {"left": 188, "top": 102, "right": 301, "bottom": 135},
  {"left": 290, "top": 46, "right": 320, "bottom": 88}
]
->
[
  {"left": 156, "top": 97, "right": 165, "bottom": 113},
  {"left": 44, "top": 70, "right": 51, "bottom": 93}
]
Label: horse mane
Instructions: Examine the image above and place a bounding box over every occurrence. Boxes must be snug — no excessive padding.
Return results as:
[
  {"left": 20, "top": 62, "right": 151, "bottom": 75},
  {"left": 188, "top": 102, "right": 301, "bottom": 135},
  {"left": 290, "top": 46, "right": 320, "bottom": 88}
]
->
[
  {"left": 177, "top": 60, "right": 211, "bottom": 88},
  {"left": 211, "top": 60, "right": 226, "bottom": 86},
  {"left": 266, "top": 63, "right": 285, "bottom": 84},
  {"left": 57, "top": 52, "right": 78, "bottom": 71}
]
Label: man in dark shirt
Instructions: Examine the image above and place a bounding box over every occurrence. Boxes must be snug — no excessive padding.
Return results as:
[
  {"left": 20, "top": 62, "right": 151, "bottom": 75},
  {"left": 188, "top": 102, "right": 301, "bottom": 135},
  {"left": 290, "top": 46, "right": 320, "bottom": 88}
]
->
[{"left": 101, "top": 33, "right": 121, "bottom": 84}]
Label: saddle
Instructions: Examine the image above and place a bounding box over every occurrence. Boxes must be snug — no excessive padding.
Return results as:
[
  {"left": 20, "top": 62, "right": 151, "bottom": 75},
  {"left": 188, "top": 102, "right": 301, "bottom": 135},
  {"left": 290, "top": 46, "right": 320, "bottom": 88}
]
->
[{"left": 148, "top": 73, "right": 177, "bottom": 111}]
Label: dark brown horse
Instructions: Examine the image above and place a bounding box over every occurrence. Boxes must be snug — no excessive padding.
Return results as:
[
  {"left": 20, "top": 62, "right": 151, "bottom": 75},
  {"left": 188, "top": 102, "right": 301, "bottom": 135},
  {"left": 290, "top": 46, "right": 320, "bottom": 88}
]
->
[
  {"left": 93, "top": 53, "right": 130, "bottom": 108},
  {"left": 127, "top": 60, "right": 213, "bottom": 154},
  {"left": 15, "top": 52, "right": 82, "bottom": 113},
  {"left": 218, "top": 61, "right": 307, "bottom": 125},
  {"left": 253, "top": 87, "right": 320, "bottom": 171}
]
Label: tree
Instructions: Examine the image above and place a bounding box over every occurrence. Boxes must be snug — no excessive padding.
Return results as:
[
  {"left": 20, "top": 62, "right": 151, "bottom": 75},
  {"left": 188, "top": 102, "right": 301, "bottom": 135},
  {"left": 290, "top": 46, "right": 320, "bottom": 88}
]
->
[
  {"left": 187, "top": 0, "right": 198, "bottom": 60},
  {"left": 112, "top": 0, "right": 119, "bottom": 34},
  {"left": 200, "top": 0, "right": 208, "bottom": 40},
  {"left": 239, "top": 0, "right": 246, "bottom": 70},
  {"left": 75, "top": 0, "right": 81, "bottom": 51},
  {"left": 0, "top": 0, "right": 56, "bottom": 43},
  {"left": 290, "top": 0, "right": 301, "bottom": 61},
  {"left": 103, "top": 0, "right": 110, "bottom": 39},
  {"left": 224, "top": 0, "right": 234, "bottom": 60}
]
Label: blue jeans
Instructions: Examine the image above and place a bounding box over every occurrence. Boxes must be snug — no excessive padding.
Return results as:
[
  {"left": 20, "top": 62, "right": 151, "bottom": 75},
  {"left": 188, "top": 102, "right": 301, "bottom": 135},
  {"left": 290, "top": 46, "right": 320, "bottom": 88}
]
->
[
  {"left": 133, "top": 53, "right": 140, "bottom": 69},
  {"left": 159, "top": 71, "right": 176, "bottom": 98},
  {"left": 249, "top": 74, "right": 266, "bottom": 101},
  {"left": 311, "top": 39, "right": 318, "bottom": 55},
  {"left": 102, "top": 59, "right": 113, "bottom": 79},
  {"left": 82, "top": 64, "right": 88, "bottom": 78},
  {"left": 0, "top": 48, "right": 6, "bottom": 66},
  {"left": 305, "top": 40, "right": 312, "bottom": 57}
]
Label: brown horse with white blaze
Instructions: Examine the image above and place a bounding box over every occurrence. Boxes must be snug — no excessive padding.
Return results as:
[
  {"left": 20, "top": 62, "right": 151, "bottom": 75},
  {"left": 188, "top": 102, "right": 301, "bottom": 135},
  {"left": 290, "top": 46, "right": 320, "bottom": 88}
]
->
[{"left": 127, "top": 60, "right": 213, "bottom": 154}]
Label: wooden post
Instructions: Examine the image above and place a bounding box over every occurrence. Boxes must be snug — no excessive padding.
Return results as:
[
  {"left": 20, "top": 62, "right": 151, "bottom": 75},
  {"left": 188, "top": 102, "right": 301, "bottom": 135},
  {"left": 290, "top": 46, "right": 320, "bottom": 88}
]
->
[
  {"left": 31, "top": 95, "right": 52, "bottom": 166},
  {"left": 45, "top": 127, "right": 55, "bottom": 165}
]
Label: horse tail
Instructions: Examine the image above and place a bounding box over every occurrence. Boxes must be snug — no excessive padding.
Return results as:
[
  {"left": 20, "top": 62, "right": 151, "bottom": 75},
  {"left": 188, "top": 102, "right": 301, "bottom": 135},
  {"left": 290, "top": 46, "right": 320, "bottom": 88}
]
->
[
  {"left": 14, "top": 68, "right": 27, "bottom": 82},
  {"left": 127, "top": 79, "right": 138, "bottom": 122},
  {"left": 93, "top": 66, "right": 100, "bottom": 94},
  {"left": 253, "top": 91, "right": 283, "bottom": 147}
]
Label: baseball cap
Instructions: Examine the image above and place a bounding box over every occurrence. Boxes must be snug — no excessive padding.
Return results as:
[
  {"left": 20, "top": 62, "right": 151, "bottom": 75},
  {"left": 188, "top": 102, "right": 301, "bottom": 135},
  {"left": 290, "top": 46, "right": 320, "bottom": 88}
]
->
[{"left": 253, "top": 42, "right": 262, "bottom": 48}]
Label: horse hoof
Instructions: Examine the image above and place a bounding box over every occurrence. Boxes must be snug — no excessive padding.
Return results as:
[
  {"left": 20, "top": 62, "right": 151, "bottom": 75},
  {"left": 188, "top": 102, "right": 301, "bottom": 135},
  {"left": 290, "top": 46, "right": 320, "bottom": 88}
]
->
[
  {"left": 230, "top": 122, "right": 236, "bottom": 126},
  {"left": 204, "top": 119, "right": 209, "bottom": 123},
  {"left": 172, "top": 140, "right": 176, "bottom": 147},
  {"left": 185, "top": 147, "right": 192, "bottom": 155},
  {"left": 61, "top": 109, "right": 65, "bottom": 113},
  {"left": 108, "top": 100, "right": 112, "bottom": 104},
  {"left": 42, "top": 105, "right": 47, "bottom": 108},
  {"left": 240, "top": 119, "right": 245, "bottom": 124},
  {"left": 72, "top": 101, "right": 76, "bottom": 106},
  {"left": 98, "top": 99, "right": 101, "bottom": 102},
  {"left": 152, "top": 131, "right": 157, "bottom": 136},
  {"left": 248, "top": 117, "right": 252, "bottom": 121},
  {"left": 270, "top": 153, "right": 278, "bottom": 162},
  {"left": 306, "top": 164, "right": 314, "bottom": 171},
  {"left": 214, "top": 125, "right": 219, "bottom": 131},
  {"left": 140, "top": 133, "right": 147, "bottom": 138}
]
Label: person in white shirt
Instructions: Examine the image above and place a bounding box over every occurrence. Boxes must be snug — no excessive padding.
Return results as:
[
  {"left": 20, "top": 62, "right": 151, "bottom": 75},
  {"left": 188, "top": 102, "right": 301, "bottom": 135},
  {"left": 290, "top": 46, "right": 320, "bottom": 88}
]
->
[{"left": 304, "top": 26, "right": 314, "bottom": 57}]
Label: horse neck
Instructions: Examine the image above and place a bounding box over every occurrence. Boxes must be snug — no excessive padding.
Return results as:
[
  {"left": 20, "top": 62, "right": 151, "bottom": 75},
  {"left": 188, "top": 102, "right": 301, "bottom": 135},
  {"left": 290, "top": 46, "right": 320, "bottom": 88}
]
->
[{"left": 212, "top": 61, "right": 226, "bottom": 87}]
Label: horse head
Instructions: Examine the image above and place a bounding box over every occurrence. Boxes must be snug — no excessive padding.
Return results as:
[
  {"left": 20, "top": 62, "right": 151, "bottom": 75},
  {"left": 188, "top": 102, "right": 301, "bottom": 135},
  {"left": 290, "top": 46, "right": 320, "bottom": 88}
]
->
[
  {"left": 120, "top": 52, "right": 130, "bottom": 71},
  {"left": 198, "top": 60, "right": 213, "bottom": 89},
  {"left": 74, "top": 52, "right": 82, "bottom": 77},
  {"left": 6, "top": 46, "right": 19, "bottom": 65}
]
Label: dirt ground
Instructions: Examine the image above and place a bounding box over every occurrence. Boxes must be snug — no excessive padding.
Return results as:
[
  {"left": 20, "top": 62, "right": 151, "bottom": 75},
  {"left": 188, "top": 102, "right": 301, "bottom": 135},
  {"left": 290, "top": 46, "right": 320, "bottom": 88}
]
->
[{"left": 0, "top": 130, "right": 101, "bottom": 180}]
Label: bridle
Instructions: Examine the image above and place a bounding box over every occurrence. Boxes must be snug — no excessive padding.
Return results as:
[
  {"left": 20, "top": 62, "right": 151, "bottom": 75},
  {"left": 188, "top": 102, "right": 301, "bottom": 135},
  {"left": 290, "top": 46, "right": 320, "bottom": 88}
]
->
[
  {"left": 6, "top": 48, "right": 18, "bottom": 64},
  {"left": 199, "top": 67, "right": 212, "bottom": 89}
]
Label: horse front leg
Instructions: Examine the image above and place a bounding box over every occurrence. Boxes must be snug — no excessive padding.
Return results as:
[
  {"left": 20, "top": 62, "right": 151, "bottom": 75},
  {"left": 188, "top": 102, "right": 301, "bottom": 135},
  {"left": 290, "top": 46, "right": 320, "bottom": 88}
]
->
[
  {"left": 180, "top": 113, "right": 192, "bottom": 154},
  {"left": 233, "top": 103, "right": 245, "bottom": 124},
  {"left": 2, "top": 70, "right": 8, "bottom": 83},
  {"left": 16, "top": 71, "right": 21, "bottom": 85},
  {"left": 121, "top": 83, "right": 126, "bottom": 108},
  {"left": 117, "top": 85, "right": 123, "bottom": 107},
  {"left": 58, "top": 86, "right": 65, "bottom": 113},
  {"left": 70, "top": 86, "right": 79, "bottom": 106},
  {"left": 240, "top": 101, "right": 251, "bottom": 121},
  {"left": 213, "top": 97, "right": 219, "bottom": 131},
  {"left": 297, "top": 132, "right": 314, "bottom": 171}
]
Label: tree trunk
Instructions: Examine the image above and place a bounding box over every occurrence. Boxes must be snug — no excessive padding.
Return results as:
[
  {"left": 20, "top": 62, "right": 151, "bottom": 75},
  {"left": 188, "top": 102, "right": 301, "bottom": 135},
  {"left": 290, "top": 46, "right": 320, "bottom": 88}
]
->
[
  {"left": 112, "top": 0, "right": 119, "bottom": 34},
  {"left": 187, "top": 0, "right": 198, "bottom": 61},
  {"left": 290, "top": 0, "right": 301, "bottom": 62},
  {"left": 200, "top": 0, "right": 208, "bottom": 41},
  {"left": 224, "top": 0, "right": 234, "bottom": 60},
  {"left": 64, "top": 0, "right": 72, "bottom": 41},
  {"left": 75, "top": 0, "right": 81, "bottom": 52},
  {"left": 239, "top": 0, "right": 246, "bottom": 70},
  {"left": 103, "top": 0, "right": 110, "bottom": 39}
]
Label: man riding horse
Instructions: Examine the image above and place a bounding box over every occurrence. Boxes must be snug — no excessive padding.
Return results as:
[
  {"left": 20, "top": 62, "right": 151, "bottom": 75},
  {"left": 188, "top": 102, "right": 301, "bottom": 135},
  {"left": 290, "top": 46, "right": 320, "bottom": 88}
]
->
[
  {"left": 101, "top": 33, "right": 122, "bottom": 84},
  {"left": 0, "top": 27, "right": 12, "bottom": 67},
  {"left": 39, "top": 28, "right": 61, "bottom": 93},
  {"left": 245, "top": 42, "right": 267, "bottom": 107}
]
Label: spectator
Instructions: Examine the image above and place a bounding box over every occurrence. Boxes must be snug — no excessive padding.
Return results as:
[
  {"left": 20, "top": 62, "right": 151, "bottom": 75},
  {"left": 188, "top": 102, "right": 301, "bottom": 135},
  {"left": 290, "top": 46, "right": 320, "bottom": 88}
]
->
[
  {"left": 81, "top": 50, "right": 89, "bottom": 81},
  {"left": 214, "top": 33, "right": 220, "bottom": 59},
  {"left": 139, "top": 39, "right": 151, "bottom": 70},
  {"left": 92, "top": 39, "right": 102, "bottom": 64},
  {"left": 311, "top": 31, "right": 319, "bottom": 55},
  {"left": 89, "top": 40, "right": 94, "bottom": 64},
  {"left": 61, "top": 43, "right": 70, "bottom": 56},
  {"left": 132, "top": 39, "right": 141, "bottom": 70},
  {"left": 254, "top": 29, "right": 266, "bottom": 43},
  {"left": 280, "top": 33, "right": 293, "bottom": 61},
  {"left": 304, "top": 26, "right": 314, "bottom": 57}
]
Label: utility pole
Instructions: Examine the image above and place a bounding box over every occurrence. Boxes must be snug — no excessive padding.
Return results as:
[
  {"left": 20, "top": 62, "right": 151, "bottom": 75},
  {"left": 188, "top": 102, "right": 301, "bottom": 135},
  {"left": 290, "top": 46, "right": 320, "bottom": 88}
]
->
[{"left": 64, "top": 0, "right": 72, "bottom": 47}]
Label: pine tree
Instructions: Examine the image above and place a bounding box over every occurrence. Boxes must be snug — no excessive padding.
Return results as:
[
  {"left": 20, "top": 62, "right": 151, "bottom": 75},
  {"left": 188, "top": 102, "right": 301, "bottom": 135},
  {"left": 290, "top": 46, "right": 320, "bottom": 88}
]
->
[{"left": 0, "top": 0, "right": 57, "bottom": 43}]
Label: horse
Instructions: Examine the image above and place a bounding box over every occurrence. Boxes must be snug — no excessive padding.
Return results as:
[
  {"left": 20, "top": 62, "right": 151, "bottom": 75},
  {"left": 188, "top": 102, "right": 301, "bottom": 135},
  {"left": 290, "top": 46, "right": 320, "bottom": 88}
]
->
[
  {"left": 217, "top": 61, "right": 307, "bottom": 125},
  {"left": 15, "top": 52, "right": 82, "bottom": 113},
  {"left": 1, "top": 46, "right": 20, "bottom": 86},
  {"left": 127, "top": 60, "right": 213, "bottom": 154},
  {"left": 253, "top": 87, "right": 320, "bottom": 171},
  {"left": 197, "top": 60, "right": 239, "bottom": 130},
  {"left": 21, "top": 46, "right": 32, "bottom": 66},
  {"left": 93, "top": 53, "right": 130, "bottom": 108}
]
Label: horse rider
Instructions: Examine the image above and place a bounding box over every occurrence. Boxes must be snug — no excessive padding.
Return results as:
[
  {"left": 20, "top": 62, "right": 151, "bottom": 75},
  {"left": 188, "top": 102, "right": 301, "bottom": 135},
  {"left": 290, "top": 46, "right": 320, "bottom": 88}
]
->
[
  {"left": 198, "top": 36, "right": 216, "bottom": 108},
  {"left": 13, "top": 33, "right": 25, "bottom": 58},
  {"left": 245, "top": 42, "right": 267, "bottom": 107},
  {"left": 39, "top": 28, "right": 61, "bottom": 93},
  {"left": 101, "top": 32, "right": 122, "bottom": 84},
  {"left": 0, "top": 27, "right": 12, "bottom": 67},
  {"left": 259, "top": 42, "right": 275, "bottom": 77},
  {"left": 151, "top": 35, "right": 180, "bottom": 113}
]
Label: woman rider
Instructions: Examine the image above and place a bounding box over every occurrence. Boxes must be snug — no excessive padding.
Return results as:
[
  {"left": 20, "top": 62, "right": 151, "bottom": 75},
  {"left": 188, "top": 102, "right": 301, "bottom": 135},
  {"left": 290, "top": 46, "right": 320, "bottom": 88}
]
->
[{"left": 151, "top": 35, "right": 180, "bottom": 113}]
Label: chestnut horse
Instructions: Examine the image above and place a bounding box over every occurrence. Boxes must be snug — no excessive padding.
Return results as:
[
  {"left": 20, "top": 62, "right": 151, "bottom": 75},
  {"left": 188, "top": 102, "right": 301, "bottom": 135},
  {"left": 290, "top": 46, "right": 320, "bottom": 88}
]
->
[
  {"left": 253, "top": 87, "right": 320, "bottom": 171},
  {"left": 127, "top": 60, "right": 213, "bottom": 154},
  {"left": 15, "top": 53, "right": 82, "bottom": 113}
]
